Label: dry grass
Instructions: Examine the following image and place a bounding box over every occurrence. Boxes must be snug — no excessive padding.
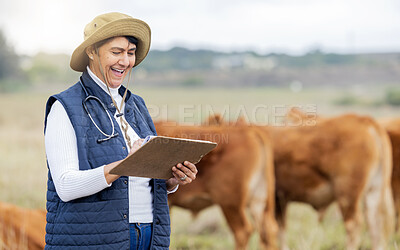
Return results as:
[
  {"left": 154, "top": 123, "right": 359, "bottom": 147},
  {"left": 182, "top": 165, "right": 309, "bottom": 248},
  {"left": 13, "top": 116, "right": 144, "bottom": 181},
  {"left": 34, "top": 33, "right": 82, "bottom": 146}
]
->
[
  {"left": 1, "top": 86, "right": 400, "bottom": 249},
  {"left": 0, "top": 93, "right": 48, "bottom": 209}
]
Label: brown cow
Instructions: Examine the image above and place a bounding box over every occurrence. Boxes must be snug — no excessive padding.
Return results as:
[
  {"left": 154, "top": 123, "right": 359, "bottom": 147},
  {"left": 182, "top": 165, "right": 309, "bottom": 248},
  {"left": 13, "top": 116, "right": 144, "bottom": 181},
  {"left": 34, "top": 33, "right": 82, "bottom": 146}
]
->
[
  {"left": 289, "top": 109, "right": 400, "bottom": 234},
  {"left": 0, "top": 202, "right": 46, "bottom": 250},
  {"left": 188, "top": 111, "right": 395, "bottom": 250},
  {"left": 269, "top": 112, "right": 395, "bottom": 250},
  {"left": 155, "top": 122, "right": 278, "bottom": 250},
  {"left": 379, "top": 118, "right": 400, "bottom": 231}
]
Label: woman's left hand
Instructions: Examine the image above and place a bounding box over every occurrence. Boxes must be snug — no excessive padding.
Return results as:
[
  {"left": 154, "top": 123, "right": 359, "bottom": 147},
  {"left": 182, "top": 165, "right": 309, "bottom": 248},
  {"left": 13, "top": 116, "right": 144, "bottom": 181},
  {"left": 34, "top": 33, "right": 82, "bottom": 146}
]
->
[{"left": 166, "top": 161, "right": 198, "bottom": 191}]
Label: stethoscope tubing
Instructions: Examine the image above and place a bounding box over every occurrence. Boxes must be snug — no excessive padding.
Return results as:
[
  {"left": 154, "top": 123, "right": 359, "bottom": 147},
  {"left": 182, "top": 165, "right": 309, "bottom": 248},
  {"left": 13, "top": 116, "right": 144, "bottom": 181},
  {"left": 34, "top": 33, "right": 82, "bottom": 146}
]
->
[
  {"left": 79, "top": 77, "right": 119, "bottom": 143},
  {"left": 78, "top": 76, "right": 153, "bottom": 143}
]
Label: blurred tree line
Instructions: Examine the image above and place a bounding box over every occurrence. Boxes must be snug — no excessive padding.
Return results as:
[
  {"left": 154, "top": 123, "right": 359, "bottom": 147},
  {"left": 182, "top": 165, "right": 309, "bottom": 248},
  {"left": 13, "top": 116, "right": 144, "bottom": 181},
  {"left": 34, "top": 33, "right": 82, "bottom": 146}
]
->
[
  {"left": 0, "top": 30, "right": 24, "bottom": 91},
  {"left": 0, "top": 29, "right": 79, "bottom": 92},
  {"left": 1, "top": 27, "right": 400, "bottom": 107},
  {"left": 0, "top": 30, "right": 19, "bottom": 79},
  {"left": 24, "top": 53, "right": 79, "bottom": 85}
]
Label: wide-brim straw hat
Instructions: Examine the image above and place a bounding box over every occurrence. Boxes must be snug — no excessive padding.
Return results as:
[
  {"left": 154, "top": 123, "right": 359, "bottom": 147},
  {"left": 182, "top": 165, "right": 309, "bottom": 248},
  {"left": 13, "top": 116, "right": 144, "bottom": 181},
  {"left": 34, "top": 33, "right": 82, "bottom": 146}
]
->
[{"left": 70, "top": 12, "right": 151, "bottom": 72}]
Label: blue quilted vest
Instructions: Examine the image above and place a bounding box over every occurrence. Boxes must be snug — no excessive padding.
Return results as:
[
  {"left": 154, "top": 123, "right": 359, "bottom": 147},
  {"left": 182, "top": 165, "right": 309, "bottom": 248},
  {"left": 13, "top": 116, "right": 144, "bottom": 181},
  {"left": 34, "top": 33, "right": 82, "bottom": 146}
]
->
[{"left": 44, "top": 71, "right": 170, "bottom": 249}]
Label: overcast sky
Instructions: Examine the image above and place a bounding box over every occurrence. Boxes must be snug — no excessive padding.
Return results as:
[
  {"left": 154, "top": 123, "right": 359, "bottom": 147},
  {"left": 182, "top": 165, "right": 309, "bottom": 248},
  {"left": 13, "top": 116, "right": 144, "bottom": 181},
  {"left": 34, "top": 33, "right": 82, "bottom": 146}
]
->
[{"left": 1, "top": 0, "right": 399, "bottom": 56}]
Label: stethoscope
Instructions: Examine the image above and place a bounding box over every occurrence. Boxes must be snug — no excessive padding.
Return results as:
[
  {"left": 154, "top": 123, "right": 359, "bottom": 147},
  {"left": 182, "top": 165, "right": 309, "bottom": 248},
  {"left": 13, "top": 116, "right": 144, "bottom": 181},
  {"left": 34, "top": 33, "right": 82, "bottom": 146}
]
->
[
  {"left": 79, "top": 76, "right": 152, "bottom": 143},
  {"left": 79, "top": 77, "right": 119, "bottom": 143}
]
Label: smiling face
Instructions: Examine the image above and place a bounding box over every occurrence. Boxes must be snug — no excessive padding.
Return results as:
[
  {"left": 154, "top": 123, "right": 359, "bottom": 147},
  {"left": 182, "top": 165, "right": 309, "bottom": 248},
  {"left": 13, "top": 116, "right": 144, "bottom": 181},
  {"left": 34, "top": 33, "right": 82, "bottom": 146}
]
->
[{"left": 86, "top": 36, "right": 136, "bottom": 88}]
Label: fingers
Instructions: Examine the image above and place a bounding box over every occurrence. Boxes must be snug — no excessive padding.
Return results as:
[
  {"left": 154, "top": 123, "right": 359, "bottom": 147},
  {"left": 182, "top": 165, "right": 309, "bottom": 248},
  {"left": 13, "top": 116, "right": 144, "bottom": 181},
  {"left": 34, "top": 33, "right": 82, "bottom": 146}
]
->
[
  {"left": 129, "top": 139, "right": 145, "bottom": 155},
  {"left": 183, "top": 161, "right": 198, "bottom": 175},
  {"left": 172, "top": 170, "right": 191, "bottom": 184},
  {"left": 172, "top": 161, "right": 198, "bottom": 185},
  {"left": 136, "top": 138, "right": 145, "bottom": 145}
]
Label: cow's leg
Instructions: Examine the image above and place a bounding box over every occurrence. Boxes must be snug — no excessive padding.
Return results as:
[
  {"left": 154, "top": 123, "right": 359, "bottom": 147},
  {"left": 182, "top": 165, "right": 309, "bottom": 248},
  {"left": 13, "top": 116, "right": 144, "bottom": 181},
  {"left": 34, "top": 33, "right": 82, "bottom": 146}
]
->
[
  {"left": 275, "top": 196, "right": 288, "bottom": 250},
  {"left": 393, "top": 187, "right": 400, "bottom": 232},
  {"left": 364, "top": 186, "right": 389, "bottom": 250},
  {"left": 317, "top": 207, "right": 327, "bottom": 223},
  {"left": 247, "top": 152, "right": 278, "bottom": 248},
  {"left": 388, "top": 131, "right": 400, "bottom": 232},
  {"left": 259, "top": 202, "right": 279, "bottom": 250},
  {"left": 391, "top": 158, "right": 400, "bottom": 232},
  {"left": 220, "top": 205, "right": 253, "bottom": 250},
  {"left": 364, "top": 170, "right": 395, "bottom": 250},
  {"left": 336, "top": 194, "right": 363, "bottom": 250},
  {"left": 248, "top": 196, "right": 278, "bottom": 250}
]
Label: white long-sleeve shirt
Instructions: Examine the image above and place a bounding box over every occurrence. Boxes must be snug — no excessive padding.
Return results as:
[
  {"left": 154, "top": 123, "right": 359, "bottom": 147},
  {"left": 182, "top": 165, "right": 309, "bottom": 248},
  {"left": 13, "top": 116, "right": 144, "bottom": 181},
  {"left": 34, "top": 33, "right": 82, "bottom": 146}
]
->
[{"left": 45, "top": 67, "right": 160, "bottom": 223}]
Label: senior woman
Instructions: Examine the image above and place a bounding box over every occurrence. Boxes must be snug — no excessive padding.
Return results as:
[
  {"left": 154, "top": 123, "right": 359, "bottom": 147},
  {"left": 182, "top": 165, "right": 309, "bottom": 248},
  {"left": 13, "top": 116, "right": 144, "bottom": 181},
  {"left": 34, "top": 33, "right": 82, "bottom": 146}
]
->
[{"left": 44, "top": 12, "right": 197, "bottom": 249}]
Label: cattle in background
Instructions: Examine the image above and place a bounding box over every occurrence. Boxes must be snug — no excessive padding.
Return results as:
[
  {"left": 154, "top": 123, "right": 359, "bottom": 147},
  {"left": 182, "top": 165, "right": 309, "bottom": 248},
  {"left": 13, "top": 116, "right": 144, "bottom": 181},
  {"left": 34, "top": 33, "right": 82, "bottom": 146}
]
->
[
  {"left": 270, "top": 111, "right": 394, "bottom": 250},
  {"left": 289, "top": 109, "right": 400, "bottom": 233},
  {"left": 0, "top": 202, "right": 46, "bottom": 250},
  {"left": 155, "top": 122, "right": 278, "bottom": 250},
  {"left": 203, "top": 111, "right": 395, "bottom": 250},
  {"left": 379, "top": 118, "right": 400, "bottom": 231}
]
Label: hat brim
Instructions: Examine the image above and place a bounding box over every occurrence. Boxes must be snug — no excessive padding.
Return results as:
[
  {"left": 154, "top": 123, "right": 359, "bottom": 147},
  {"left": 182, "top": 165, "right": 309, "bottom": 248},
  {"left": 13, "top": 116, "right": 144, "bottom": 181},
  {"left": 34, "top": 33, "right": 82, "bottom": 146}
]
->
[{"left": 70, "top": 18, "right": 151, "bottom": 72}]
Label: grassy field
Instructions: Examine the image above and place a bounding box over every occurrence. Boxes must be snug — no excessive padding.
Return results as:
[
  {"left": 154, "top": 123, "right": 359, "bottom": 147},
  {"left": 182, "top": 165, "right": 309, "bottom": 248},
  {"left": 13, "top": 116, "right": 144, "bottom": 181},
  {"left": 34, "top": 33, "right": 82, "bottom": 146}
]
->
[{"left": 1, "top": 85, "right": 400, "bottom": 249}]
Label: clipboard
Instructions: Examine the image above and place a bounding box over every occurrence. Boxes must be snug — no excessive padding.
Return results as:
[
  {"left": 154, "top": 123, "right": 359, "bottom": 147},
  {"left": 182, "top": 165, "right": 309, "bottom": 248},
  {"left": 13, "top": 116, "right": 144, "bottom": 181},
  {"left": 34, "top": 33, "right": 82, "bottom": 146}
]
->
[{"left": 110, "top": 136, "right": 217, "bottom": 179}]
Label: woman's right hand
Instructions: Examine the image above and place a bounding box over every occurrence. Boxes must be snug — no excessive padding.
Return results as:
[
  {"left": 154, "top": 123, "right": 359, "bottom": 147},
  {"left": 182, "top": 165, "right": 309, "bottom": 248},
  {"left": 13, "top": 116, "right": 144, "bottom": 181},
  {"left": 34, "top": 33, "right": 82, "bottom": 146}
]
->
[
  {"left": 104, "top": 138, "right": 144, "bottom": 184},
  {"left": 128, "top": 138, "right": 144, "bottom": 156}
]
